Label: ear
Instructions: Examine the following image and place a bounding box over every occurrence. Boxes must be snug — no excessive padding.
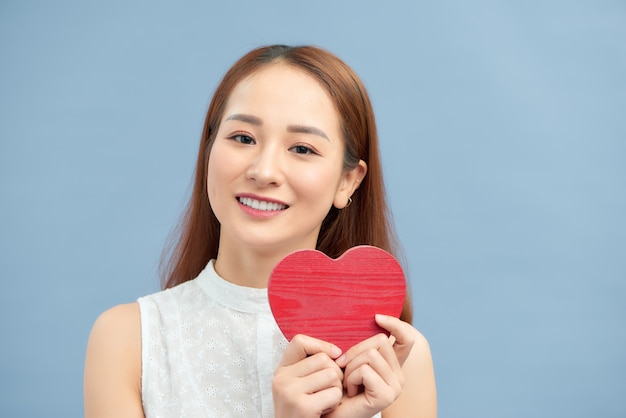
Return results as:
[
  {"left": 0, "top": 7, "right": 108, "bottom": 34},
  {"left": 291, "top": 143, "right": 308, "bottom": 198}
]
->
[{"left": 334, "top": 160, "right": 368, "bottom": 209}]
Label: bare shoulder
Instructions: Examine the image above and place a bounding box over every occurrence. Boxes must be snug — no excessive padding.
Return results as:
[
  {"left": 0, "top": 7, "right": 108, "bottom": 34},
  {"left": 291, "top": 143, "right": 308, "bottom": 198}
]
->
[
  {"left": 84, "top": 302, "right": 143, "bottom": 418},
  {"left": 384, "top": 327, "right": 438, "bottom": 418}
]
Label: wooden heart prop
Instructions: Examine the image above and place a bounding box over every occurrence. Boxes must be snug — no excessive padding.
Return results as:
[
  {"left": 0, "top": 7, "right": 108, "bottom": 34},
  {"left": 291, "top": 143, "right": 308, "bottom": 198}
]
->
[{"left": 268, "top": 245, "right": 406, "bottom": 352}]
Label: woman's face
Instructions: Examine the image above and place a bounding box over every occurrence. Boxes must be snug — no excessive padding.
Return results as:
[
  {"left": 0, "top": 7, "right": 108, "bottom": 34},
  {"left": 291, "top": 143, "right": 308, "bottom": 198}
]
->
[{"left": 207, "top": 63, "right": 365, "bottom": 256}]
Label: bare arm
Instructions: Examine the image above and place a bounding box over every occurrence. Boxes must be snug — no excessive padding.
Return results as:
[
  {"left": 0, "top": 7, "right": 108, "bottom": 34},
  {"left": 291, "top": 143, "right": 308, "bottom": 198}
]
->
[
  {"left": 83, "top": 302, "right": 144, "bottom": 418},
  {"left": 382, "top": 327, "right": 437, "bottom": 418}
]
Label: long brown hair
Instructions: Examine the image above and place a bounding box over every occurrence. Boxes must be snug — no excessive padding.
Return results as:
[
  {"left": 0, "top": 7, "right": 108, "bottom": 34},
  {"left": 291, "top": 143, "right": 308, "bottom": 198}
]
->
[{"left": 161, "top": 45, "right": 412, "bottom": 323}]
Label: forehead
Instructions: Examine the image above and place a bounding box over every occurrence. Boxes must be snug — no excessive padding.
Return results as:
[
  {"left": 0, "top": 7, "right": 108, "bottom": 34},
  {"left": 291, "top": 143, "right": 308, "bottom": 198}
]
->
[
  {"left": 223, "top": 63, "right": 339, "bottom": 123},
  {"left": 235, "top": 62, "right": 327, "bottom": 96}
]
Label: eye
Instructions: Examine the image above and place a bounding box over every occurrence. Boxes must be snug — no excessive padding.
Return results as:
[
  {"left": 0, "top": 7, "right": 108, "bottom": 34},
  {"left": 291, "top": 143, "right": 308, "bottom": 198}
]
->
[
  {"left": 230, "top": 134, "right": 255, "bottom": 145},
  {"left": 290, "top": 145, "right": 317, "bottom": 155}
]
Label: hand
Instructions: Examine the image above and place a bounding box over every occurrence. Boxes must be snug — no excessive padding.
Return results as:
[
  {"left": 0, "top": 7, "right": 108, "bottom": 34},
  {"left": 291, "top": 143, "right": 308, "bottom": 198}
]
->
[
  {"left": 273, "top": 334, "right": 345, "bottom": 418},
  {"left": 323, "top": 315, "right": 417, "bottom": 418}
]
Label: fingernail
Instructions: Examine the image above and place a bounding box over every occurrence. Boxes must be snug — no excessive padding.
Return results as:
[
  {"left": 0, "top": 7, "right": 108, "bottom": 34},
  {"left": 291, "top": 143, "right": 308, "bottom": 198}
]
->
[
  {"left": 331, "top": 345, "right": 342, "bottom": 358},
  {"left": 336, "top": 354, "right": 346, "bottom": 365},
  {"left": 375, "top": 314, "right": 388, "bottom": 322}
]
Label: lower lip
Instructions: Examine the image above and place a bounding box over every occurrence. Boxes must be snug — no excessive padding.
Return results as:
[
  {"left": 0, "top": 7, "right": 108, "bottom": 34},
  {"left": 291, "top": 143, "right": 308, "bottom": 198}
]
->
[{"left": 238, "top": 200, "right": 286, "bottom": 219}]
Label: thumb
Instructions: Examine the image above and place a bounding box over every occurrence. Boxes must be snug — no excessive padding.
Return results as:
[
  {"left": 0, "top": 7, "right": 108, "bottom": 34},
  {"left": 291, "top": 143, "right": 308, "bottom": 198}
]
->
[
  {"left": 280, "top": 334, "right": 343, "bottom": 367},
  {"left": 375, "top": 314, "right": 416, "bottom": 366}
]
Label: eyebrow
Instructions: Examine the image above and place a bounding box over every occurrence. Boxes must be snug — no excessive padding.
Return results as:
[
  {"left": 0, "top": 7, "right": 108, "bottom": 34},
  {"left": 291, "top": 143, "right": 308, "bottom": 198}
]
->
[
  {"left": 224, "top": 113, "right": 329, "bottom": 141},
  {"left": 225, "top": 113, "right": 262, "bottom": 125},
  {"left": 287, "top": 125, "right": 329, "bottom": 141}
]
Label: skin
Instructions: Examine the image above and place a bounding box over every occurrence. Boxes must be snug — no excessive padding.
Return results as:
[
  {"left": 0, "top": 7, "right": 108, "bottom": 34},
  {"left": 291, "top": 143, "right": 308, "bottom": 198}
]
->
[
  {"left": 83, "top": 63, "right": 437, "bottom": 417},
  {"left": 207, "top": 64, "right": 366, "bottom": 287}
]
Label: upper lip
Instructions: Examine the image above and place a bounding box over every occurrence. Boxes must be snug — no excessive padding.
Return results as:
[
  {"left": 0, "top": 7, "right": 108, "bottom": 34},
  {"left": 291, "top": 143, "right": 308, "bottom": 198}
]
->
[{"left": 236, "top": 193, "right": 289, "bottom": 207}]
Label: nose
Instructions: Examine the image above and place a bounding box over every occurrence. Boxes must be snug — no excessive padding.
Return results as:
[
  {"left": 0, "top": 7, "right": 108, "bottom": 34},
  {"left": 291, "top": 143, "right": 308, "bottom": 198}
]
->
[{"left": 246, "top": 145, "right": 285, "bottom": 187}]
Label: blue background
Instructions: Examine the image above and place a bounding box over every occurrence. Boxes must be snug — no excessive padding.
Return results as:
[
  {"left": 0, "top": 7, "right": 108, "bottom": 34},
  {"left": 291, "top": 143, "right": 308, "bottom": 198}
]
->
[{"left": 1, "top": 1, "right": 624, "bottom": 417}]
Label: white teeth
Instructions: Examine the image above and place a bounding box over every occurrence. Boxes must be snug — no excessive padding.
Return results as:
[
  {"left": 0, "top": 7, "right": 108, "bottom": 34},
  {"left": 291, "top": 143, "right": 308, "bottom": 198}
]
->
[{"left": 239, "top": 197, "right": 286, "bottom": 211}]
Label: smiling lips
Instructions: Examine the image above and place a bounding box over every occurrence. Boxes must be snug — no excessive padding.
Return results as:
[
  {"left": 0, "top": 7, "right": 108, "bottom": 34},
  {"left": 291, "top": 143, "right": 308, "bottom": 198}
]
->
[{"left": 238, "top": 196, "right": 288, "bottom": 212}]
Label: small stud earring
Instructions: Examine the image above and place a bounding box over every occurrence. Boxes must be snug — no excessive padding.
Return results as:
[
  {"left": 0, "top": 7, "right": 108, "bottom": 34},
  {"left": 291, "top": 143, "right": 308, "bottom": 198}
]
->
[{"left": 345, "top": 197, "right": 353, "bottom": 207}]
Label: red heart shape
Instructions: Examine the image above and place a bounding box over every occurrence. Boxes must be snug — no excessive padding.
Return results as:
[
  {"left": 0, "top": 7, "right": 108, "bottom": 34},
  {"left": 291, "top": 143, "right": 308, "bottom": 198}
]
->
[{"left": 268, "top": 245, "right": 406, "bottom": 353}]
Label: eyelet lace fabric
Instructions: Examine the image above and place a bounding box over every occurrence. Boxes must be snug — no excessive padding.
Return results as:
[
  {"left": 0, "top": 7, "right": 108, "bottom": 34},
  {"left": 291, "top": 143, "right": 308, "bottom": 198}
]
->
[
  {"left": 138, "top": 260, "right": 381, "bottom": 418},
  {"left": 138, "top": 260, "right": 287, "bottom": 417}
]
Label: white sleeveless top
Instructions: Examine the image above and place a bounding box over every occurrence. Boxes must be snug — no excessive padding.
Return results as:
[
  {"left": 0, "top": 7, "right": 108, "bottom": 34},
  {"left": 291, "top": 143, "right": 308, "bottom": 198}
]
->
[{"left": 138, "top": 260, "right": 381, "bottom": 418}]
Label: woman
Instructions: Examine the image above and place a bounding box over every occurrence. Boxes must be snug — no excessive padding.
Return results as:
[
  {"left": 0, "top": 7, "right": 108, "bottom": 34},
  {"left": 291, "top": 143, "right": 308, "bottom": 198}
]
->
[{"left": 84, "top": 45, "right": 437, "bottom": 417}]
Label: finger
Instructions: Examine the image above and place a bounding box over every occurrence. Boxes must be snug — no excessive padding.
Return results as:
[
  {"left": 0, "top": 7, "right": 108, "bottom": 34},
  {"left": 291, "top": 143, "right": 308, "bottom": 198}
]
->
[
  {"left": 343, "top": 347, "right": 401, "bottom": 397},
  {"left": 345, "top": 364, "right": 397, "bottom": 406},
  {"left": 274, "top": 377, "right": 342, "bottom": 417},
  {"left": 359, "top": 364, "right": 398, "bottom": 405},
  {"left": 287, "top": 352, "right": 344, "bottom": 381},
  {"left": 372, "top": 334, "right": 403, "bottom": 375},
  {"left": 335, "top": 333, "right": 390, "bottom": 368},
  {"left": 344, "top": 351, "right": 383, "bottom": 398},
  {"left": 298, "top": 363, "right": 344, "bottom": 394},
  {"left": 375, "top": 314, "right": 416, "bottom": 365},
  {"left": 280, "top": 334, "right": 343, "bottom": 367},
  {"left": 343, "top": 340, "right": 401, "bottom": 385},
  {"left": 314, "top": 386, "right": 343, "bottom": 415},
  {"left": 273, "top": 353, "right": 344, "bottom": 416}
]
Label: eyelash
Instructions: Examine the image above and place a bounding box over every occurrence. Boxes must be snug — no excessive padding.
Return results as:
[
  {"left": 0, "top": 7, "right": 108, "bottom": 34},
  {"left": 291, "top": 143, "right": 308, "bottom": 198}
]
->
[
  {"left": 289, "top": 144, "right": 318, "bottom": 156},
  {"left": 227, "top": 133, "right": 319, "bottom": 156},
  {"left": 229, "top": 134, "right": 256, "bottom": 145}
]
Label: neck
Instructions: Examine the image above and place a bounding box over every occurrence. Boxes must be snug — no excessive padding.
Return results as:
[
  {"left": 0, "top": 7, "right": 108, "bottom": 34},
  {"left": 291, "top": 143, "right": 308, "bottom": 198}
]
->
[
  {"left": 215, "top": 244, "right": 312, "bottom": 288},
  {"left": 214, "top": 230, "right": 319, "bottom": 288}
]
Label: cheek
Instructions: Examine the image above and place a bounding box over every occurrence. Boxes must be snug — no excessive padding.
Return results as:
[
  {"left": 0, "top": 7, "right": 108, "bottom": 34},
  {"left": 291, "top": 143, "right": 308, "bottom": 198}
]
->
[
  {"left": 207, "top": 141, "right": 236, "bottom": 179},
  {"left": 292, "top": 163, "right": 343, "bottom": 202},
  {"left": 206, "top": 147, "right": 228, "bottom": 201}
]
